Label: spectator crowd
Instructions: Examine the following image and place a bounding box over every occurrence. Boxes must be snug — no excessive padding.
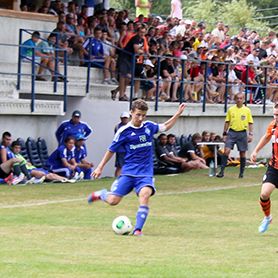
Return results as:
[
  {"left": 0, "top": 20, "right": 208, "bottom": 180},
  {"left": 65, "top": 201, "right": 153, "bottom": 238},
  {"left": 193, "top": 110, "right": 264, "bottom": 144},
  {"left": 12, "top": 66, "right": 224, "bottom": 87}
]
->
[{"left": 18, "top": 1, "right": 278, "bottom": 104}]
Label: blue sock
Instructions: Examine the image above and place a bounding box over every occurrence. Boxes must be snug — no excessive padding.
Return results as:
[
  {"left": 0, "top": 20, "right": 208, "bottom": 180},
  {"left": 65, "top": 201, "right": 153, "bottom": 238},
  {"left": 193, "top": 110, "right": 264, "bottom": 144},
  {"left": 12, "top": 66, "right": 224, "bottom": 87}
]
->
[{"left": 134, "top": 205, "right": 149, "bottom": 231}]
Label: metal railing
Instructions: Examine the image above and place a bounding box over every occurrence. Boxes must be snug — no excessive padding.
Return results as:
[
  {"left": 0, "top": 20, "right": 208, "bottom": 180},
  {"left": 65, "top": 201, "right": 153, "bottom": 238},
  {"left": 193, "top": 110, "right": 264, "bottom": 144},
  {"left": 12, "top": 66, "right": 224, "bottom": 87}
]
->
[
  {"left": 17, "top": 28, "right": 68, "bottom": 112},
  {"left": 13, "top": 29, "right": 276, "bottom": 114}
]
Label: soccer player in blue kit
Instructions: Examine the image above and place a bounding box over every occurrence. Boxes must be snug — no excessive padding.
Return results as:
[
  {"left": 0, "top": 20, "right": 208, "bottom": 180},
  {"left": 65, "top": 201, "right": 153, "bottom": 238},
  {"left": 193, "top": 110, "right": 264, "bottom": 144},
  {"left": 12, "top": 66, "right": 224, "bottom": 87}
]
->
[{"left": 88, "top": 99, "right": 186, "bottom": 236}]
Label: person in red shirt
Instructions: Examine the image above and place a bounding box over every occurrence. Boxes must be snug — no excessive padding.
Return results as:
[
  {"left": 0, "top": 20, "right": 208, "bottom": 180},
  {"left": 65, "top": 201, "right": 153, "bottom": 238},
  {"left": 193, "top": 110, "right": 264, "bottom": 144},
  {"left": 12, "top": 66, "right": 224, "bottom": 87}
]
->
[{"left": 251, "top": 103, "right": 278, "bottom": 233}]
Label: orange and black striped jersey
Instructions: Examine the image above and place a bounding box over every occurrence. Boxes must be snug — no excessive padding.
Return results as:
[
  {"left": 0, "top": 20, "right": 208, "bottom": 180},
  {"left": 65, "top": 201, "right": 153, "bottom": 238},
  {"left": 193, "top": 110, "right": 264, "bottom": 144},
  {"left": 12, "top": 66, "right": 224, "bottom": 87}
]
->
[{"left": 266, "top": 120, "right": 278, "bottom": 169}]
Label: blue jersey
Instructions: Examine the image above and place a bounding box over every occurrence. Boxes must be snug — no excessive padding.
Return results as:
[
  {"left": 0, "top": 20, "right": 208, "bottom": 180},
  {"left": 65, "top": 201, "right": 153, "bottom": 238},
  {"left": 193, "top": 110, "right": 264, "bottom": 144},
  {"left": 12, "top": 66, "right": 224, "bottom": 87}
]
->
[
  {"left": 55, "top": 120, "right": 92, "bottom": 145},
  {"left": 0, "top": 145, "right": 15, "bottom": 163},
  {"left": 48, "top": 145, "right": 75, "bottom": 169},
  {"left": 83, "top": 37, "right": 104, "bottom": 60},
  {"left": 109, "top": 121, "right": 160, "bottom": 177},
  {"left": 21, "top": 39, "right": 36, "bottom": 58},
  {"left": 74, "top": 146, "right": 87, "bottom": 163}
]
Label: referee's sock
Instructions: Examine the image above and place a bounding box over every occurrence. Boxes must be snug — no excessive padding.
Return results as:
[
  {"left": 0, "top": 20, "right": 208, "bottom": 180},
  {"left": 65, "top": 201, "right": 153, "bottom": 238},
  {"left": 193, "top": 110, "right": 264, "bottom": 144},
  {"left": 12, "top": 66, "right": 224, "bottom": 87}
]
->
[
  {"left": 219, "top": 155, "right": 228, "bottom": 174},
  {"left": 239, "top": 157, "right": 246, "bottom": 177}
]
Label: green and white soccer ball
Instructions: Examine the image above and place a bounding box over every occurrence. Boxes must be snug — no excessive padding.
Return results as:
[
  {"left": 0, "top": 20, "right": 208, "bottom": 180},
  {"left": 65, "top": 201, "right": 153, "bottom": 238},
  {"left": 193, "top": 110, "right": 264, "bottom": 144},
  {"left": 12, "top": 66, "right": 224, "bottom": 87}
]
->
[{"left": 112, "top": 216, "right": 133, "bottom": 235}]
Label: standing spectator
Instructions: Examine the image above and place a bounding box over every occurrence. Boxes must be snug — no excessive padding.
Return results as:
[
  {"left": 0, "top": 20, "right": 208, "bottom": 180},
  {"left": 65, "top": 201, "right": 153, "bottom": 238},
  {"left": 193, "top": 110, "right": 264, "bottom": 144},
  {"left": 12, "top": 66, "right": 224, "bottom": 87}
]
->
[
  {"left": 55, "top": 110, "right": 92, "bottom": 146},
  {"left": 217, "top": 92, "right": 254, "bottom": 178},
  {"left": 74, "top": 134, "right": 94, "bottom": 180},
  {"left": 211, "top": 22, "right": 225, "bottom": 42},
  {"left": 114, "top": 112, "right": 130, "bottom": 177},
  {"left": 135, "top": 0, "right": 151, "bottom": 20},
  {"left": 117, "top": 26, "right": 148, "bottom": 101},
  {"left": 170, "top": 0, "right": 182, "bottom": 20}
]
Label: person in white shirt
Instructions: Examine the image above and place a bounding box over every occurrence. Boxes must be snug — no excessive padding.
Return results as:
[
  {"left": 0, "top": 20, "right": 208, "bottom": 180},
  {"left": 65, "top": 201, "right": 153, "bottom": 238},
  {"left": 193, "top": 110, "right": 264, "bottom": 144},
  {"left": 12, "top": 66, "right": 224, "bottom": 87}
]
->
[
  {"left": 211, "top": 22, "right": 225, "bottom": 42},
  {"left": 246, "top": 48, "right": 260, "bottom": 67}
]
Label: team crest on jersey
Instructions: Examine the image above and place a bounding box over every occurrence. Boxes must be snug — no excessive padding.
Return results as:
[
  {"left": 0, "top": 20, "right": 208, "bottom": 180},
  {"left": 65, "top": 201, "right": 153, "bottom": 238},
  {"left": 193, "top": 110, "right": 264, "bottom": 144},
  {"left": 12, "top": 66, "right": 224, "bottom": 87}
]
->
[
  {"left": 139, "top": 135, "right": 147, "bottom": 142},
  {"left": 145, "top": 127, "right": 151, "bottom": 136}
]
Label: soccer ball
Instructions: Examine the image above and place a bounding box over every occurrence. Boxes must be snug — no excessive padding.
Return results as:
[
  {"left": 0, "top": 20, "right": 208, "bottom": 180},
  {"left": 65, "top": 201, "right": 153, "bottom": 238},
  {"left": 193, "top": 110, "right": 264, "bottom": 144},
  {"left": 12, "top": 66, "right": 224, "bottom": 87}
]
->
[{"left": 112, "top": 216, "right": 133, "bottom": 235}]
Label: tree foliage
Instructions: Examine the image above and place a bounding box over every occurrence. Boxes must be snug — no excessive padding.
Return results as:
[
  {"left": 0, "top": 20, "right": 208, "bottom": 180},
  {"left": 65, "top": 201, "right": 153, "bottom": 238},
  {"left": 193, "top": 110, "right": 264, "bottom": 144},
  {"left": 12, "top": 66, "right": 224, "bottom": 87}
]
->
[
  {"left": 109, "top": 0, "right": 274, "bottom": 32},
  {"left": 183, "top": 0, "right": 270, "bottom": 35}
]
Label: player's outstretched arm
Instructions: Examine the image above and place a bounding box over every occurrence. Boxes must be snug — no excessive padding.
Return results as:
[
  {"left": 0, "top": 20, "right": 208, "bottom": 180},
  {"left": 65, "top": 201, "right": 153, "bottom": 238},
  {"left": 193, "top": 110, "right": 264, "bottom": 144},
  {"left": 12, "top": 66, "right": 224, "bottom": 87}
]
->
[
  {"left": 163, "top": 103, "right": 186, "bottom": 131},
  {"left": 92, "top": 150, "right": 114, "bottom": 179},
  {"left": 250, "top": 134, "right": 270, "bottom": 163}
]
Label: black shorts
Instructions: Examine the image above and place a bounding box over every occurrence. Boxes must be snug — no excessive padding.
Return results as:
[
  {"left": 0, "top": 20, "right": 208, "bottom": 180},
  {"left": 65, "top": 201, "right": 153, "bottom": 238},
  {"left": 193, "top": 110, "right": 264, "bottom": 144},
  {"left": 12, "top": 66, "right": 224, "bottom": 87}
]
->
[
  {"left": 0, "top": 166, "right": 10, "bottom": 179},
  {"left": 225, "top": 130, "right": 248, "bottom": 152},
  {"left": 263, "top": 166, "right": 278, "bottom": 188}
]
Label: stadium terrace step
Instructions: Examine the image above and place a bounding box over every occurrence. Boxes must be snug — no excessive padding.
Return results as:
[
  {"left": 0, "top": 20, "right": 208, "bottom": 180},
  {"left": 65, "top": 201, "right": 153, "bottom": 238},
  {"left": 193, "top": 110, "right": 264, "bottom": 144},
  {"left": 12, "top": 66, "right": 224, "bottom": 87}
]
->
[
  {"left": 0, "top": 79, "right": 19, "bottom": 99},
  {"left": 0, "top": 61, "right": 103, "bottom": 83},
  {"left": 0, "top": 98, "right": 64, "bottom": 115}
]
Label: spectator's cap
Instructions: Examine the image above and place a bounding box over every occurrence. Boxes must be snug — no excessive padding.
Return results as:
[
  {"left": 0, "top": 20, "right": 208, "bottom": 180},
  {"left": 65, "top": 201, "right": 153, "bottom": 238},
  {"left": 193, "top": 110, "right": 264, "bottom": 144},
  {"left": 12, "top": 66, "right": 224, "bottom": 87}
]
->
[
  {"left": 72, "top": 110, "right": 81, "bottom": 117},
  {"left": 155, "top": 16, "right": 163, "bottom": 23},
  {"left": 120, "top": 111, "right": 130, "bottom": 118},
  {"left": 253, "top": 48, "right": 260, "bottom": 52},
  {"left": 184, "top": 19, "right": 192, "bottom": 25},
  {"left": 75, "top": 133, "right": 86, "bottom": 141},
  {"left": 180, "top": 54, "right": 187, "bottom": 60},
  {"left": 144, "top": 59, "right": 154, "bottom": 67},
  {"left": 253, "top": 39, "right": 260, "bottom": 44}
]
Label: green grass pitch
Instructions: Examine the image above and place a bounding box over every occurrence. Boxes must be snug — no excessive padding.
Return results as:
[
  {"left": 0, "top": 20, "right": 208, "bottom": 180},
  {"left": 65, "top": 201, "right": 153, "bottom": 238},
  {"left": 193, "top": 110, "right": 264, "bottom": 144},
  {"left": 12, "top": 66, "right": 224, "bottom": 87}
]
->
[{"left": 0, "top": 167, "right": 277, "bottom": 278}]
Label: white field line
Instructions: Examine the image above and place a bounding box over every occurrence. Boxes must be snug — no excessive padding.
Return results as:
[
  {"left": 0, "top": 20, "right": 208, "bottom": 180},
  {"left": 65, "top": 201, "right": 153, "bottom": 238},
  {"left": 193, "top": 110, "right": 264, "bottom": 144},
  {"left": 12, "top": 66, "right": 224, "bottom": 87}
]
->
[{"left": 0, "top": 183, "right": 261, "bottom": 209}]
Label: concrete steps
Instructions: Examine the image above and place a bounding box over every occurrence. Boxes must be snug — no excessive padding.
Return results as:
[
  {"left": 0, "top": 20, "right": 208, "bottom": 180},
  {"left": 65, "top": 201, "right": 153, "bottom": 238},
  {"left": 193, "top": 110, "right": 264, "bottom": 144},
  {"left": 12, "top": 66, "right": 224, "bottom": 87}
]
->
[{"left": 0, "top": 61, "right": 104, "bottom": 83}]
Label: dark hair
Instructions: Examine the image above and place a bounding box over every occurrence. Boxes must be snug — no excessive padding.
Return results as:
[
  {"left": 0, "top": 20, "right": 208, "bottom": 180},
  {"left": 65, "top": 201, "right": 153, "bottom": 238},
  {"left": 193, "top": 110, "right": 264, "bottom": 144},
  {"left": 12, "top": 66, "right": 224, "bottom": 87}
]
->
[
  {"left": 131, "top": 99, "right": 148, "bottom": 112},
  {"left": 64, "top": 136, "right": 75, "bottom": 144},
  {"left": 2, "top": 131, "right": 11, "bottom": 138},
  {"left": 11, "top": 140, "right": 21, "bottom": 148},
  {"left": 32, "top": 31, "right": 40, "bottom": 38},
  {"left": 158, "top": 133, "right": 167, "bottom": 140},
  {"left": 167, "top": 134, "right": 176, "bottom": 139},
  {"left": 192, "top": 133, "right": 202, "bottom": 141},
  {"left": 94, "top": 26, "right": 102, "bottom": 33}
]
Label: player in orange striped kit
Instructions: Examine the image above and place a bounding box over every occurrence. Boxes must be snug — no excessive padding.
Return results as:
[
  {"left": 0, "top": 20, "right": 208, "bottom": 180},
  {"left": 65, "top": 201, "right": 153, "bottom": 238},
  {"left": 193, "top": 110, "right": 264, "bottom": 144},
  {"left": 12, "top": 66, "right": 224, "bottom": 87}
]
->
[{"left": 251, "top": 103, "right": 278, "bottom": 233}]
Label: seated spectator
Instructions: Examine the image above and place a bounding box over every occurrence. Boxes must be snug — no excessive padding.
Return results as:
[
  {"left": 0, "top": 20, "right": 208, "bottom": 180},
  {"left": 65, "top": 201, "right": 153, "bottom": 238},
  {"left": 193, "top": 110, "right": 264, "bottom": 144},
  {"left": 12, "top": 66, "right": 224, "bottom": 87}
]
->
[
  {"left": 74, "top": 134, "right": 94, "bottom": 180},
  {"left": 83, "top": 27, "right": 115, "bottom": 84},
  {"left": 156, "top": 133, "right": 190, "bottom": 172},
  {"left": 10, "top": 141, "right": 75, "bottom": 184},
  {"left": 140, "top": 59, "right": 157, "bottom": 101},
  {"left": 101, "top": 31, "right": 118, "bottom": 84},
  {"left": 178, "top": 133, "right": 208, "bottom": 169},
  {"left": 160, "top": 55, "right": 179, "bottom": 101},
  {"left": 0, "top": 158, "right": 22, "bottom": 185},
  {"left": 20, "top": 31, "right": 57, "bottom": 81},
  {"left": 37, "top": 33, "right": 64, "bottom": 81},
  {"left": 47, "top": 136, "right": 83, "bottom": 179},
  {"left": 200, "top": 130, "right": 214, "bottom": 166}
]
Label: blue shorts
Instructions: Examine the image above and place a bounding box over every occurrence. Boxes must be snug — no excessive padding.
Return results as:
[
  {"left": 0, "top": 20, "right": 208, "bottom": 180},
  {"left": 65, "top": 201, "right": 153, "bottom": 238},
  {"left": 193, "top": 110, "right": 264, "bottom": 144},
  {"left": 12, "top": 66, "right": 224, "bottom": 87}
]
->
[{"left": 110, "top": 175, "right": 156, "bottom": 197}]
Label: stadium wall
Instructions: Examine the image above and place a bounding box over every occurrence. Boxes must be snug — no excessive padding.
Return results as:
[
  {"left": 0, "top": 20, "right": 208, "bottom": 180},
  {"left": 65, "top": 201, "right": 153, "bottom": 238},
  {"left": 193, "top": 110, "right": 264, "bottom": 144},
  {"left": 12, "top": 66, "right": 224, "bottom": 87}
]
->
[
  {"left": 60, "top": 95, "right": 273, "bottom": 177},
  {"left": 0, "top": 9, "right": 57, "bottom": 63}
]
